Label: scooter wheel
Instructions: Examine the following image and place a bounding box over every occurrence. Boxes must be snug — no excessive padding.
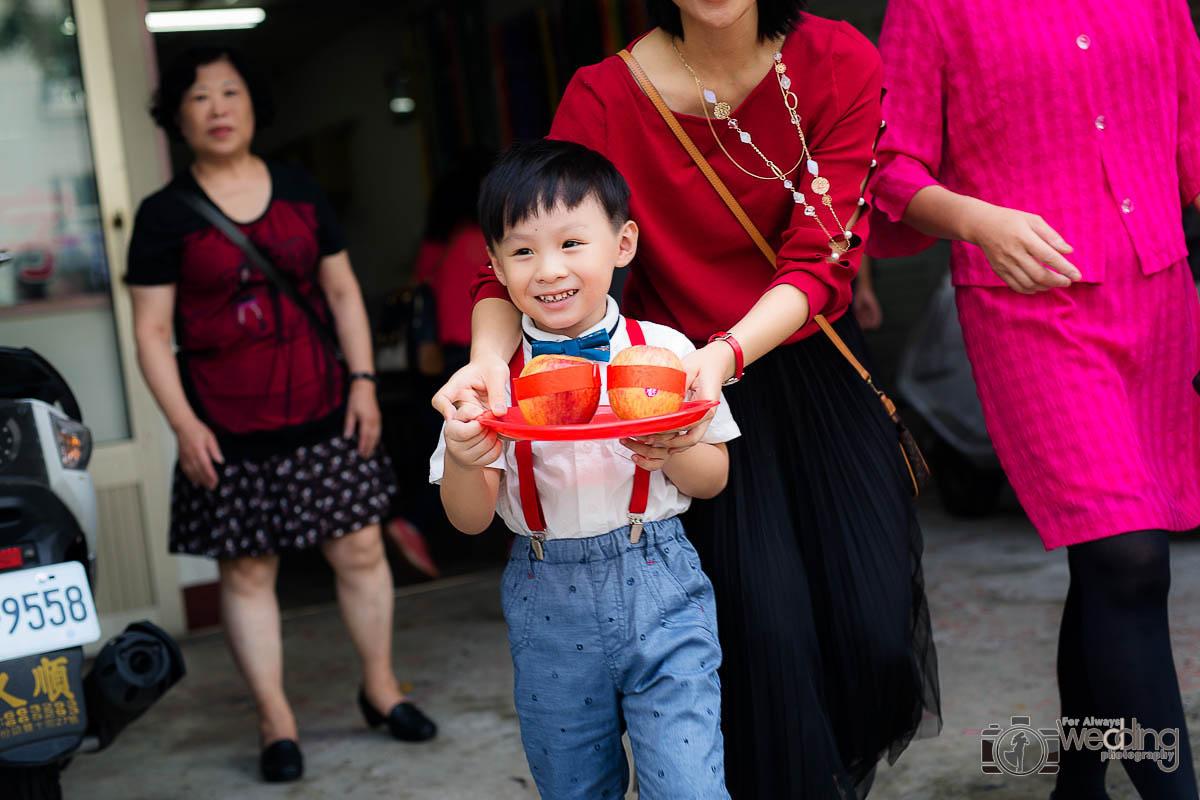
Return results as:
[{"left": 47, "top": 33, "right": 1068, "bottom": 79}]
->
[{"left": 0, "top": 763, "right": 63, "bottom": 800}]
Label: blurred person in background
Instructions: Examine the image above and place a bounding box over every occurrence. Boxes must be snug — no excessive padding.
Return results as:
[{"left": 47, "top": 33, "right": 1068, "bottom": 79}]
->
[
  {"left": 381, "top": 152, "right": 494, "bottom": 577},
  {"left": 126, "top": 46, "right": 436, "bottom": 783},
  {"left": 852, "top": 254, "right": 883, "bottom": 331},
  {"left": 411, "top": 151, "right": 493, "bottom": 377}
]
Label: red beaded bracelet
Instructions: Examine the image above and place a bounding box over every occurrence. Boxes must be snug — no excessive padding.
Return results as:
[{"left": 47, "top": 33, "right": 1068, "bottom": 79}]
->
[{"left": 707, "top": 331, "right": 744, "bottom": 385}]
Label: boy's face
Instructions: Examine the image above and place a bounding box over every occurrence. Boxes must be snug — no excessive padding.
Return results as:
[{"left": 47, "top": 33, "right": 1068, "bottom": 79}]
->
[{"left": 489, "top": 195, "right": 637, "bottom": 338}]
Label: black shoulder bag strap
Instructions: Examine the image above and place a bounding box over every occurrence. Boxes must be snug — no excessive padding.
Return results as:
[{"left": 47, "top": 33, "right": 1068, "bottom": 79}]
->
[{"left": 176, "top": 189, "right": 343, "bottom": 359}]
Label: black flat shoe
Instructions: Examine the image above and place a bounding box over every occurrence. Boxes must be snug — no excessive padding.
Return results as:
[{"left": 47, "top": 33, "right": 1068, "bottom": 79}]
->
[
  {"left": 260, "top": 738, "right": 303, "bottom": 782},
  {"left": 357, "top": 688, "right": 437, "bottom": 741}
]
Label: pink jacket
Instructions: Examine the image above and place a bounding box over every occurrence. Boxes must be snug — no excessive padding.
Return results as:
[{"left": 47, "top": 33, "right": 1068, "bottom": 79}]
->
[{"left": 867, "top": 0, "right": 1200, "bottom": 286}]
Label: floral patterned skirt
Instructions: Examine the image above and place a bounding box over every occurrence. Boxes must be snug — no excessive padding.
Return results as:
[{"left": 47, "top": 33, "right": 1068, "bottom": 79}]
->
[{"left": 169, "top": 433, "right": 398, "bottom": 560}]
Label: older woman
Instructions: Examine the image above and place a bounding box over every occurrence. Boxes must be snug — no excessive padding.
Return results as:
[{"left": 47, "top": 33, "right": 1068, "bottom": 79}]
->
[
  {"left": 870, "top": 1, "right": 1200, "bottom": 797},
  {"left": 434, "top": 1, "right": 941, "bottom": 795},
  {"left": 126, "top": 47, "right": 435, "bottom": 782}
]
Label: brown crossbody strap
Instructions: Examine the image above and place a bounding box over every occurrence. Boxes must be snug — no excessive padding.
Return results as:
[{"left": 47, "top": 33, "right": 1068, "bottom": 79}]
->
[
  {"left": 618, "top": 48, "right": 895, "bottom": 415},
  {"left": 618, "top": 50, "right": 778, "bottom": 267}
]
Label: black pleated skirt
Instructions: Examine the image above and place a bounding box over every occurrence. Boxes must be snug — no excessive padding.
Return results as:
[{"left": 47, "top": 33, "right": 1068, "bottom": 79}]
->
[{"left": 683, "top": 312, "right": 941, "bottom": 799}]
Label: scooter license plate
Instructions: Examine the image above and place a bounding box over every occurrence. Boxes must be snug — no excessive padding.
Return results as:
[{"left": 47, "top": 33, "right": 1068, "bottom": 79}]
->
[
  {"left": 0, "top": 563, "right": 100, "bottom": 661},
  {"left": 0, "top": 648, "right": 87, "bottom": 754}
]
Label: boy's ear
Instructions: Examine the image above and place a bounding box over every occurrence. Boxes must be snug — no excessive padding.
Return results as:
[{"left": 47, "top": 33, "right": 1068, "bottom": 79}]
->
[
  {"left": 487, "top": 248, "right": 508, "bottom": 286},
  {"left": 614, "top": 219, "right": 638, "bottom": 269}
]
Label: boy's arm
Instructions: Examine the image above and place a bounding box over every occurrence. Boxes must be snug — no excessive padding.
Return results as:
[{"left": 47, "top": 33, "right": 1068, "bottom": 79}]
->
[
  {"left": 439, "top": 410, "right": 504, "bottom": 534},
  {"left": 662, "top": 442, "right": 728, "bottom": 500},
  {"left": 440, "top": 457, "right": 501, "bottom": 535}
]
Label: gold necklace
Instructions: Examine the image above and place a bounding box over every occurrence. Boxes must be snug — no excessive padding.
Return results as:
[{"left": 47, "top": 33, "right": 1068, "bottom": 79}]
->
[
  {"left": 672, "top": 39, "right": 798, "bottom": 181},
  {"left": 672, "top": 39, "right": 852, "bottom": 254}
]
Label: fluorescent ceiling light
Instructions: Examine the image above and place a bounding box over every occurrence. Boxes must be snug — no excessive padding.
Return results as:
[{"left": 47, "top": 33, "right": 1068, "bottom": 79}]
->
[{"left": 145, "top": 9, "right": 266, "bottom": 33}]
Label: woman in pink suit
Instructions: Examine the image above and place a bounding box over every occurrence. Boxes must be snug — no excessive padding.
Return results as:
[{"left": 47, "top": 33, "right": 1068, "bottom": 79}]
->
[{"left": 870, "top": 1, "right": 1200, "bottom": 797}]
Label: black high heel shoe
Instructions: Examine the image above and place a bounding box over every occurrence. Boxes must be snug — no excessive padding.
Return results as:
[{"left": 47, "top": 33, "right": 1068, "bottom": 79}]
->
[
  {"left": 260, "top": 738, "right": 303, "bottom": 782},
  {"left": 357, "top": 688, "right": 437, "bottom": 741}
]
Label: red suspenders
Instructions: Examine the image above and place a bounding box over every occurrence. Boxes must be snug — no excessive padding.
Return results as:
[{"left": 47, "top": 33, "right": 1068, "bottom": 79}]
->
[
  {"left": 509, "top": 319, "right": 652, "bottom": 557},
  {"left": 624, "top": 320, "right": 651, "bottom": 542}
]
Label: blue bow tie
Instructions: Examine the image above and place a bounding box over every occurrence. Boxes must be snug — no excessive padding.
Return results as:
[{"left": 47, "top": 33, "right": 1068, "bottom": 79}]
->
[{"left": 530, "top": 328, "right": 611, "bottom": 362}]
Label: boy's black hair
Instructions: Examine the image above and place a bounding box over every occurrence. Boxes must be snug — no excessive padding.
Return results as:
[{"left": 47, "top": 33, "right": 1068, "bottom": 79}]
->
[
  {"left": 150, "top": 46, "right": 275, "bottom": 142},
  {"left": 646, "top": 0, "right": 807, "bottom": 41},
  {"left": 478, "top": 139, "right": 630, "bottom": 248}
]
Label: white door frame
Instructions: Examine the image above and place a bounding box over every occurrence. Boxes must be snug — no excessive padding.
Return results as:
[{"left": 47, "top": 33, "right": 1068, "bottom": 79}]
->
[{"left": 74, "top": 0, "right": 184, "bottom": 637}]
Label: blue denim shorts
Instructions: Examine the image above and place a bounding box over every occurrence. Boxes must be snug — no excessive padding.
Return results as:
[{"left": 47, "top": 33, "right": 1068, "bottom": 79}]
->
[{"left": 500, "top": 517, "right": 728, "bottom": 799}]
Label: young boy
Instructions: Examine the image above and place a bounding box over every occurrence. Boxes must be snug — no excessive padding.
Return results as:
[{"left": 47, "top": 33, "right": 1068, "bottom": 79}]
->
[{"left": 429, "top": 139, "right": 738, "bottom": 799}]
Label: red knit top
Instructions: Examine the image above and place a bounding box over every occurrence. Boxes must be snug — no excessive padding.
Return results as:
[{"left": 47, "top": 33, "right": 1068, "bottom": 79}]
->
[{"left": 473, "top": 15, "right": 883, "bottom": 344}]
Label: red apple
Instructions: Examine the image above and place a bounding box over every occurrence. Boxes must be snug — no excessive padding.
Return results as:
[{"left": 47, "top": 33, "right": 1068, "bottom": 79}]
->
[
  {"left": 515, "top": 354, "right": 602, "bottom": 425},
  {"left": 608, "top": 345, "right": 686, "bottom": 420}
]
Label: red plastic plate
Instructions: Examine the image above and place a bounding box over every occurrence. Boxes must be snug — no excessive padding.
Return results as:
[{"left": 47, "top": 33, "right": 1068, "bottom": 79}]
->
[{"left": 478, "top": 400, "right": 719, "bottom": 442}]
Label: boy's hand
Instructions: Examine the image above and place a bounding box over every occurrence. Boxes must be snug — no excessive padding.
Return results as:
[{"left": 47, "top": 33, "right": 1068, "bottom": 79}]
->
[
  {"left": 445, "top": 402, "right": 502, "bottom": 469},
  {"left": 620, "top": 436, "right": 672, "bottom": 472}
]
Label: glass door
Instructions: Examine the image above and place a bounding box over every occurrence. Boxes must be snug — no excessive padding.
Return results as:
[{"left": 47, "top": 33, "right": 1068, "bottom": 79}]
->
[
  {"left": 0, "top": 0, "right": 129, "bottom": 443},
  {"left": 0, "top": 0, "right": 186, "bottom": 638}
]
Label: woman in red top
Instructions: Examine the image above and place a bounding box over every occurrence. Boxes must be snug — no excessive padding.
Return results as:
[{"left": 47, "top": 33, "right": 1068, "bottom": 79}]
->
[
  {"left": 127, "top": 47, "right": 435, "bottom": 782},
  {"left": 434, "top": 2, "right": 940, "bottom": 795}
]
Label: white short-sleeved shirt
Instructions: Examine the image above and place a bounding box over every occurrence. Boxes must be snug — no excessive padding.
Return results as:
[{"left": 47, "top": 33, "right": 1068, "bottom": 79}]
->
[{"left": 429, "top": 297, "right": 740, "bottom": 539}]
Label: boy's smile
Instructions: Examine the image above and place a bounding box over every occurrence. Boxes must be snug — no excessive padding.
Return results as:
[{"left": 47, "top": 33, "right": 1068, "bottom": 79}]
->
[{"left": 489, "top": 195, "right": 637, "bottom": 338}]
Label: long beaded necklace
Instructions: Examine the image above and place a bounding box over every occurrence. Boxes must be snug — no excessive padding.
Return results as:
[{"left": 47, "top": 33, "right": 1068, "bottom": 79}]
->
[{"left": 672, "top": 39, "right": 852, "bottom": 254}]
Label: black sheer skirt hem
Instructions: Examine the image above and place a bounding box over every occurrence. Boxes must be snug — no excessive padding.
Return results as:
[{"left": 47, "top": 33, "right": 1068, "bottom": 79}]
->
[{"left": 683, "top": 312, "right": 941, "bottom": 799}]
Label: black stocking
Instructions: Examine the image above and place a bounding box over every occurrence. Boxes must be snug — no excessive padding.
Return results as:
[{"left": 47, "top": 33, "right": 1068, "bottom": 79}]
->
[
  {"left": 1056, "top": 530, "right": 1197, "bottom": 799},
  {"left": 1055, "top": 575, "right": 1109, "bottom": 797}
]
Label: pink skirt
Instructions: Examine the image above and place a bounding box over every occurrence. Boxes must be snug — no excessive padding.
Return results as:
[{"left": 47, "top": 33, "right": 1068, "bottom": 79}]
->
[{"left": 956, "top": 256, "right": 1200, "bottom": 549}]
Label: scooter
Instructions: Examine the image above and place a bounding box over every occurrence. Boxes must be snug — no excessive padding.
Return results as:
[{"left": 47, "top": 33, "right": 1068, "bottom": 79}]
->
[
  {"left": 895, "top": 273, "right": 1009, "bottom": 517},
  {"left": 0, "top": 347, "right": 185, "bottom": 799}
]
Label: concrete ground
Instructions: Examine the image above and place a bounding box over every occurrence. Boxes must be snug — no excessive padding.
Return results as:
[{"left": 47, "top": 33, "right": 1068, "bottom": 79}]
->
[{"left": 61, "top": 502, "right": 1200, "bottom": 799}]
